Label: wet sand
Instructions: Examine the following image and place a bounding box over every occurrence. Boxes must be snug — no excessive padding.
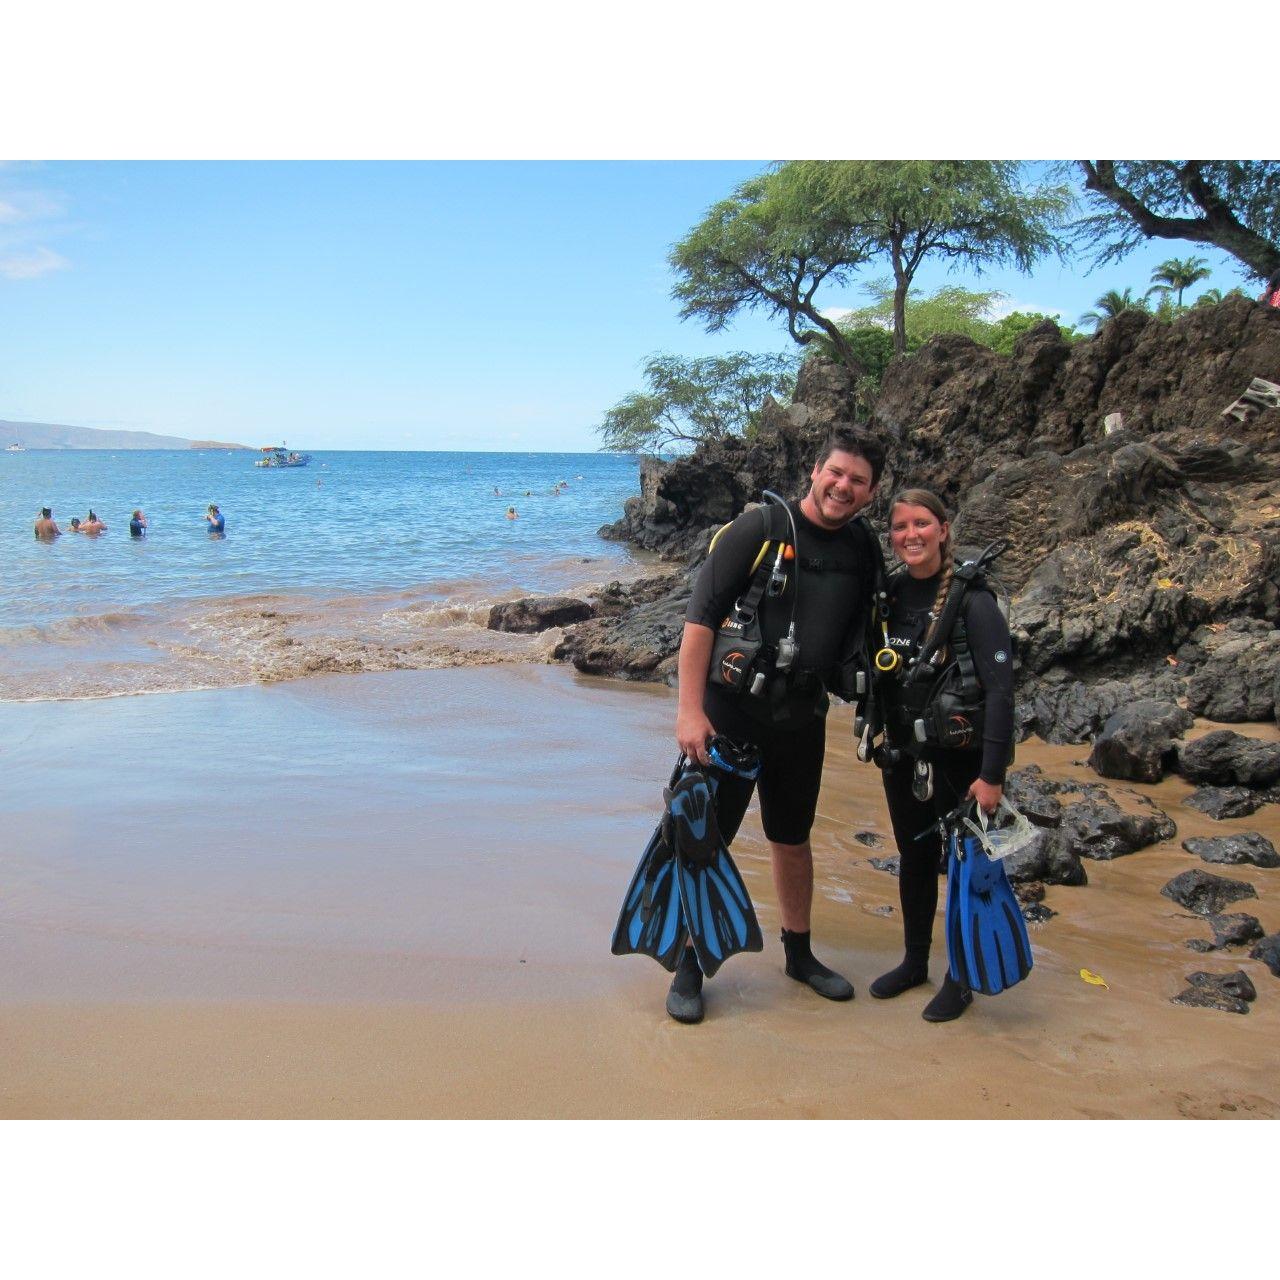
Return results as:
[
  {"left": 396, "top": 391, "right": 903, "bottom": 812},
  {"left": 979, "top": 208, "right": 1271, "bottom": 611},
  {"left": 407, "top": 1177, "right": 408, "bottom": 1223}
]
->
[{"left": 2, "top": 665, "right": 1277, "bottom": 1118}]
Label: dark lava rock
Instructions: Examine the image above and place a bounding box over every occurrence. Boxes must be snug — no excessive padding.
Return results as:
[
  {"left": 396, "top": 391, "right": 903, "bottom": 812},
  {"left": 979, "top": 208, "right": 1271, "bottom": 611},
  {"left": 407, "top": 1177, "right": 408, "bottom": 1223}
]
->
[
  {"left": 1002, "top": 826, "right": 1088, "bottom": 886},
  {"left": 1087, "top": 699, "right": 1194, "bottom": 783},
  {"left": 1184, "top": 624, "right": 1280, "bottom": 722},
  {"left": 869, "top": 856, "right": 900, "bottom": 876},
  {"left": 487, "top": 595, "right": 595, "bottom": 633},
  {"left": 1059, "top": 795, "right": 1176, "bottom": 861},
  {"left": 1250, "top": 932, "right": 1280, "bottom": 977},
  {"left": 1186, "top": 913, "right": 1266, "bottom": 951},
  {"left": 1176, "top": 731, "right": 1280, "bottom": 789},
  {"left": 1161, "top": 868, "right": 1259, "bottom": 916},
  {"left": 1004, "top": 766, "right": 1064, "bottom": 827},
  {"left": 553, "top": 577, "right": 690, "bottom": 682},
  {"left": 1184, "top": 786, "right": 1264, "bottom": 820},
  {"left": 1015, "top": 669, "right": 1187, "bottom": 746},
  {"left": 1022, "top": 902, "right": 1057, "bottom": 924},
  {"left": 854, "top": 831, "right": 882, "bottom": 848},
  {"left": 1181, "top": 832, "right": 1280, "bottom": 868},
  {"left": 1172, "top": 969, "right": 1258, "bottom": 1014}
]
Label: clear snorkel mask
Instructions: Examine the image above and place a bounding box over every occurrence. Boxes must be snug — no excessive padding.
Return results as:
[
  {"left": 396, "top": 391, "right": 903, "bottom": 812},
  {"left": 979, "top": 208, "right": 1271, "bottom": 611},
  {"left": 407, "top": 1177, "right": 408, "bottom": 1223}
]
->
[{"left": 959, "top": 797, "right": 1037, "bottom": 862}]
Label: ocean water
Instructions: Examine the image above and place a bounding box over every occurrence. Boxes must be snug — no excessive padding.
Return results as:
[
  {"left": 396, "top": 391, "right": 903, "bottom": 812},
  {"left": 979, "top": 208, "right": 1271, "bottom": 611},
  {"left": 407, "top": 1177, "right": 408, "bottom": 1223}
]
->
[{"left": 0, "top": 449, "right": 647, "bottom": 700}]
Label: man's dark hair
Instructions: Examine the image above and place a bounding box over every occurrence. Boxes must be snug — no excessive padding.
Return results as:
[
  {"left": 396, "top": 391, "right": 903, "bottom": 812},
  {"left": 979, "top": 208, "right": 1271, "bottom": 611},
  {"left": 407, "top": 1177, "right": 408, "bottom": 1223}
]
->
[
  {"left": 815, "top": 425, "right": 886, "bottom": 486},
  {"left": 41, "top": 507, "right": 51, "bottom": 518}
]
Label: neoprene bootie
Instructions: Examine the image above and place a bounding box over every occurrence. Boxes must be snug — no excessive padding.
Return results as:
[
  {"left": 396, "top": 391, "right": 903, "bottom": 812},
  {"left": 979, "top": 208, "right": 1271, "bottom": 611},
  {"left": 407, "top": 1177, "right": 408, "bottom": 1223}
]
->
[
  {"left": 665, "top": 946, "right": 704, "bottom": 1025},
  {"left": 781, "top": 929, "right": 854, "bottom": 1001},
  {"left": 921, "top": 974, "right": 973, "bottom": 1023},
  {"left": 869, "top": 951, "right": 930, "bottom": 999}
]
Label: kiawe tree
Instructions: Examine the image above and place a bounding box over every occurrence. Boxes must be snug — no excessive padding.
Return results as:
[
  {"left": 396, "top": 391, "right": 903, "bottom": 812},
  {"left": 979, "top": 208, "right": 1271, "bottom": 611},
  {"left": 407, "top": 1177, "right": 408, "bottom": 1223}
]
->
[
  {"left": 770, "top": 161, "right": 1071, "bottom": 355},
  {"left": 1075, "top": 161, "right": 1280, "bottom": 280},
  {"left": 597, "top": 350, "right": 798, "bottom": 455},
  {"left": 669, "top": 175, "right": 875, "bottom": 373}
]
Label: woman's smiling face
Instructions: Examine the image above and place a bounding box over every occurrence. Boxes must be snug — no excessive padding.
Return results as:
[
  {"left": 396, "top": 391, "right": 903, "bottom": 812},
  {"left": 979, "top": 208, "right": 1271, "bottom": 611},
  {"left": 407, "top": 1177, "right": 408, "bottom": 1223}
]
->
[{"left": 890, "top": 502, "right": 949, "bottom": 577}]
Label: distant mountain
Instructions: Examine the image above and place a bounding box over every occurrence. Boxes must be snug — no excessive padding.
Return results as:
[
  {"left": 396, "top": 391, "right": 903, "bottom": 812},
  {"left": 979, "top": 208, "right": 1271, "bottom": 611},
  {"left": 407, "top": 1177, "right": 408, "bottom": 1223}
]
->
[{"left": 0, "top": 419, "right": 250, "bottom": 450}]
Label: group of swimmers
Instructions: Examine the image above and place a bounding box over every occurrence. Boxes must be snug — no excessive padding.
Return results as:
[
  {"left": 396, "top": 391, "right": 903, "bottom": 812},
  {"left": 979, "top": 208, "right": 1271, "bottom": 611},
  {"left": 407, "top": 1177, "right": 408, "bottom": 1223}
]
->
[
  {"left": 492, "top": 477, "right": 581, "bottom": 520},
  {"left": 33, "top": 503, "right": 226, "bottom": 539}
]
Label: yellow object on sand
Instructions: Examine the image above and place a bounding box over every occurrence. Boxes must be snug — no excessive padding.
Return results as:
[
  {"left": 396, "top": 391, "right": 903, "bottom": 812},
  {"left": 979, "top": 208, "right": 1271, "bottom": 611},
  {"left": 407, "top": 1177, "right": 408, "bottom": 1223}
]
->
[{"left": 1080, "top": 968, "right": 1109, "bottom": 989}]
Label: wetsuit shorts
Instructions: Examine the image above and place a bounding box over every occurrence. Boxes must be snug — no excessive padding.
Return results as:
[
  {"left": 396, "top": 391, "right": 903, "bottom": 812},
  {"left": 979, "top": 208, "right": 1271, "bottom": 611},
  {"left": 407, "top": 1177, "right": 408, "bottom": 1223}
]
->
[{"left": 706, "top": 687, "right": 827, "bottom": 847}]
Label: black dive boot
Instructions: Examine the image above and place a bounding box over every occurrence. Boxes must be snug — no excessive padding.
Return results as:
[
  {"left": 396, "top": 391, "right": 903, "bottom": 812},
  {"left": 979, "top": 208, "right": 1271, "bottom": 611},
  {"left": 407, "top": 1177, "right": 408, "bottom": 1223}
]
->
[
  {"left": 781, "top": 929, "right": 854, "bottom": 1001},
  {"left": 665, "top": 945, "right": 704, "bottom": 1024},
  {"left": 921, "top": 974, "right": 973, "bottom": 1023},
  {"left": 869, "top": 949, "right": 930, "bottom": 999}
]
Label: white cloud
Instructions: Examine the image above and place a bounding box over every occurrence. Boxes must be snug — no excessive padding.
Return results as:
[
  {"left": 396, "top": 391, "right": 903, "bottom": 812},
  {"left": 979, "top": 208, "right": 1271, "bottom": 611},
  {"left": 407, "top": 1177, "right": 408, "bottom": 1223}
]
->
[
  {"left": 0, "top": 190, "right": 65, "bottom": 225},
  {"left": 0, "top": 247, "right": 70, "bottom": 279}
]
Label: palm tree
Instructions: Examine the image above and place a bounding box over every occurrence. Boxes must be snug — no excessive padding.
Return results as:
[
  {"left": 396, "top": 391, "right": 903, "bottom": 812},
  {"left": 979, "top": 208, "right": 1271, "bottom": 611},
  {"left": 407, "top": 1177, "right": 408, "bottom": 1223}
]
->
[
  {"left": 1147, "top": 256, "right": 1212, "bottom": 307},
  {"left": 1079, "top": 288, "right": 1145, "bottom": 331}
]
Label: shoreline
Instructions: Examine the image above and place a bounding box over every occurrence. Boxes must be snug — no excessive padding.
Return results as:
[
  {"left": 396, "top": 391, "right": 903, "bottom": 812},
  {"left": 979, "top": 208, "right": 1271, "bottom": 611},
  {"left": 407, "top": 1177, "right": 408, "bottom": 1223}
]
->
[{"left": 2, "top": 664, "right": 1276, "bottom": 1118}]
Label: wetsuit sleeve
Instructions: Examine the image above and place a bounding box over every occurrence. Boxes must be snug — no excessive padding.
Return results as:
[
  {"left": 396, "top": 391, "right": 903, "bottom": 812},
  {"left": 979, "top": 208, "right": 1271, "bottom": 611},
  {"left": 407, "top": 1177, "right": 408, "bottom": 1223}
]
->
[
  {"left": 963, "top": 591, "right": 1015, "bottom": 785},
  {"left": 685, "top": 508, "right": 770, "bottom": 628}
]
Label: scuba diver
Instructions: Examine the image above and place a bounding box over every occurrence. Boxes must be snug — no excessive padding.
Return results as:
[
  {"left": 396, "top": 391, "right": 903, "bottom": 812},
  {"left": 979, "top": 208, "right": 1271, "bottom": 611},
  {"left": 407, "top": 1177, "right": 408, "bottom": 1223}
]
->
[
  {"left": 857, "top": 489, "right": 1018, "bottom": 1022},
  {"left": 628, "top": 425, "right": 885, "bottom": 1024}
]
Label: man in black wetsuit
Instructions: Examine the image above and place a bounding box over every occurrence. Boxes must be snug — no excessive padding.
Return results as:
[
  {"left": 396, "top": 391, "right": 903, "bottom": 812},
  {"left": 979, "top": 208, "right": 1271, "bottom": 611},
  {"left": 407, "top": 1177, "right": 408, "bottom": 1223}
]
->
[{"left": 668, "top": 425, "right": 885, "bottom": 1023}]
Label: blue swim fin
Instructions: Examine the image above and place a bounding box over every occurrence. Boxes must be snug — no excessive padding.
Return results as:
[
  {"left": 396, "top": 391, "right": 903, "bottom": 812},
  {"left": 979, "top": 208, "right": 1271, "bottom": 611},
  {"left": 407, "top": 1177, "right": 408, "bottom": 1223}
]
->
[
  {"left": 611, "top": 760, "right": 688, "bottom": 972},
  {"left": 611, "top": 739, "right": 763, "bottom": 979},
  {"left": 945, "top": 821, "right": 1033, "bottom": 996},
  {"left": 667, "top": 770, "right": 763, "bottom": 979}
]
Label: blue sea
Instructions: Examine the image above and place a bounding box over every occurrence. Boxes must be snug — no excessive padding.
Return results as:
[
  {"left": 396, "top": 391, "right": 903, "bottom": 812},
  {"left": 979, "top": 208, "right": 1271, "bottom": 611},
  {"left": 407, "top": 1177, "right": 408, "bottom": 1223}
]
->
[{"left": 0, "top": 449, "right": 647, "bottom": 700}]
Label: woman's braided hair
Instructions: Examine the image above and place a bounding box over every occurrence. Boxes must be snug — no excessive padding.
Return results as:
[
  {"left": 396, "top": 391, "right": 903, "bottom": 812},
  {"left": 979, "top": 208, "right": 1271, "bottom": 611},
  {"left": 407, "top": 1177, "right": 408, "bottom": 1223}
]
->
[{"left": 890, "top": 488, "right": 953, "bottom": 654}]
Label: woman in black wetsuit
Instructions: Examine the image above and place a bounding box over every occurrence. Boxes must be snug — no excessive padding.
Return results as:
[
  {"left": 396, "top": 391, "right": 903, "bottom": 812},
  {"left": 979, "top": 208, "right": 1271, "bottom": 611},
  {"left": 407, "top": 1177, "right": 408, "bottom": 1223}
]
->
[{"left": 866, "top": 489, "right": 1015, "bottom": 1023}]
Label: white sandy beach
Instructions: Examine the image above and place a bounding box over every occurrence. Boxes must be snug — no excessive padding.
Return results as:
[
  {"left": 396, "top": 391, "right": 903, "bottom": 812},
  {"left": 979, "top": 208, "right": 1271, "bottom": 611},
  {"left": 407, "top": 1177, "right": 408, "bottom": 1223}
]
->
[{"left": 1, "top": 664, "right": 1277, "bottom": 1118}]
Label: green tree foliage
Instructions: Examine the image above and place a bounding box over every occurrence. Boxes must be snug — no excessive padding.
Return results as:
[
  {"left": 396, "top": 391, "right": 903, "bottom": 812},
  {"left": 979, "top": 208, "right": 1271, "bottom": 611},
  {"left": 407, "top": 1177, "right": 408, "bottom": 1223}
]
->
[
  {"left": 772, "top": 161, "right": 1071, "bottom": 355},
  {"left": 834, "top": 282, "right": 1079, "bottom": 353},
  {"left": 669, "top": 176, "right": 873, "bottom": 372},
  {"left": 1074, "top": 162, "right": 1280, "bottom": 280},
  {"left": 1146, "top": 255, "right": 1212, "bottom": 307},
  {"left": 596, "top": 351, "right": 799, "bottom": 455},
  {"left": 821, "top": 284, "right": 1079, "bottom": 412}
]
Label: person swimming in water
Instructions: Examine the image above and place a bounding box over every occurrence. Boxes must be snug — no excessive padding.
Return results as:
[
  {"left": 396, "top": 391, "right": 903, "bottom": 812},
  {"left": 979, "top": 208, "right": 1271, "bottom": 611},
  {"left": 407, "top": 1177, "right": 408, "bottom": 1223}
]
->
[
  {"left": 129, "top": 510, "right": 147, "bottom": 537},
  {"left": 205, "top": 504, "right": 225, "bottom": 533},
  {"left": 506, "top": 506, "right": 518, "bottom": 520},
  {"left": 80, "top": 510, "right": 107, "bottom": 535},
  {"left": 34, "top": 508, "right": 60, "bottom": 539}
]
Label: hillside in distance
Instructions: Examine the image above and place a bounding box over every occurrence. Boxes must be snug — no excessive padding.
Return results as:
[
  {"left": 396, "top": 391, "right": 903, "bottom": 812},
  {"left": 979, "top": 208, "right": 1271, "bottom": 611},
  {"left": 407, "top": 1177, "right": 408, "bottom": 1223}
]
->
[{"left": 2, "top": 418, "right": 249, "bottom": 450}]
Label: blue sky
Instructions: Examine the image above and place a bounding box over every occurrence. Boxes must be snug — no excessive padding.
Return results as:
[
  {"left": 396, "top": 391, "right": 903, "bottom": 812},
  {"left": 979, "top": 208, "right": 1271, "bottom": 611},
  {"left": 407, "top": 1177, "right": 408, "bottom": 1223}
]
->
[{"left": 0, "top": 161, "right": 1254, "bottom": 451}]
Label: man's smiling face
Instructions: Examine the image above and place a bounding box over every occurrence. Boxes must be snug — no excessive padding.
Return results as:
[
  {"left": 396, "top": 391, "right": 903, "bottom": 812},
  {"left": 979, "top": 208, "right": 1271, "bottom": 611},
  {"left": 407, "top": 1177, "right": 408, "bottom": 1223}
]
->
[{"left": 801, "top": 448, "right": 878, "bottom": 530}]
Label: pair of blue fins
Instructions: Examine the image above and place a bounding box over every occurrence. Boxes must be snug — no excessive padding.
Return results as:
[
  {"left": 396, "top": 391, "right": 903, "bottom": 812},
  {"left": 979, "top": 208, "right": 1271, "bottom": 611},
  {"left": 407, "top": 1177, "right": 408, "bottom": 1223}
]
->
[
  {"left": 610, "top": 737, "right": 763, "bottom": 978},
  {"left": 612, "top": 740, "right": 1033, "bottom": 998},
  {"left": 943, "top": 802, "right": 1034, "bottom": 996}
]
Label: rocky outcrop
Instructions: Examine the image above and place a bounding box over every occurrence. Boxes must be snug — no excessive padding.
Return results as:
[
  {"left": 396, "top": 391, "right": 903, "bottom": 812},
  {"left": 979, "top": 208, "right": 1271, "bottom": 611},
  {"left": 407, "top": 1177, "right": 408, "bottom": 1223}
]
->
[
  {"left": 552, "top": 575, "right": 689, "bottom": 681},
  {"left": 1250, "top": 933, "right": 1280, "bottom": 977},
  {"left": 1176, "top": 731, "right": 1280, "bottom": 788},
  {"left": 573, "top": 297, "right": 1280, "bottom": 749},
  {"left": 1171, "top": 969, "right": 1258, "bottom": 1014},
  {"left": 1185, "top": 912, "right": 1265, "bottom": 952},
  {"left": 1184, "top": 786, "right": 1266, "bottom": 820},
  {"left": 487, "top": 596, "right": 595, "bottom": 633},
  {"left": 1161, "top": 868, "right": 1259, "bottom": 916},
  {"left": 1181, "top": 832, "right": 1280, "bottom": 868},
  {"left": 1087, "top": 700, "right": 1193, "bottom": 782},
  {"left": 1059, "top": 794, "right": 1177, "bottom": 861}
]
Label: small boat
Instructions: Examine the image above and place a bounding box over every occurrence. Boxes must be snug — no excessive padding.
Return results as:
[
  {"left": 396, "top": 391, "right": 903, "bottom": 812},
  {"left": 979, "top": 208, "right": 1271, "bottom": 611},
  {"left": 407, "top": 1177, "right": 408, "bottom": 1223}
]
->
[
  {"left": 6, "top": 443, "right": 26, "bottom": 452},
  {"left": 255, "top": 444, "right": 312, "bottom": 468}
]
